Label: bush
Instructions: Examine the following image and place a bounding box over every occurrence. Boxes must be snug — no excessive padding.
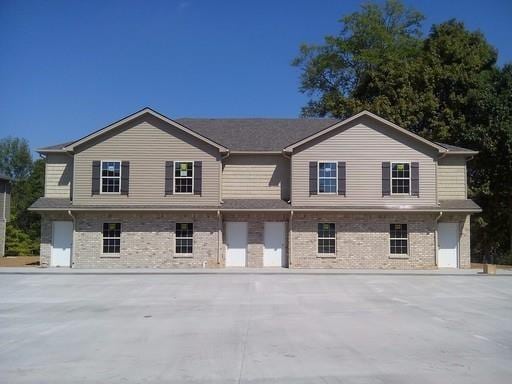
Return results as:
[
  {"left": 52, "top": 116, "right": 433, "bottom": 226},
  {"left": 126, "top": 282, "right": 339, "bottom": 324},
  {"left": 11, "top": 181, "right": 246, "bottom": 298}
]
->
[
  {"left": 495, "top": 252, "right": 512, "bottom": 266},
  {"left": 5, "top": 225, "right": 39, "bottom": 256}
]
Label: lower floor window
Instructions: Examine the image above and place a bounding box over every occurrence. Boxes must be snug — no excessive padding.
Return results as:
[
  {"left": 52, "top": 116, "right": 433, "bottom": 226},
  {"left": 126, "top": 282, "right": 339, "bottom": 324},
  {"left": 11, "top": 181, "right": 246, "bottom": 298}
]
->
[
  {"left": 390, "top": 224, "right": 408, "bottom": 254},
  {"left": 318, "top": 223, "right": 335, "bottom": 254},
  {"left": 176, "top": 223, "right": 193, "bottom": 254},
  {"left": 103, "top": 223, "right": 121, "bottom": 253}
]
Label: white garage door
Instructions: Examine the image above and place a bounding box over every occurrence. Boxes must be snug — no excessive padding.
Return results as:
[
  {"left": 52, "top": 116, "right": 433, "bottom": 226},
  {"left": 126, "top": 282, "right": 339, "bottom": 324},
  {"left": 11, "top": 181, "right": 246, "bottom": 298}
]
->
[
  {"left": 438, "top": 222, "right": 458, "bottom": 268},
  {"left": 225, "top": 222, "right": 247, "bottom": 267},
  {"left": 51, "top": 221, "right": 73, "bottom": 267},
  {"left": 263, "top": 222, "right": 286, "bottom": 267}
]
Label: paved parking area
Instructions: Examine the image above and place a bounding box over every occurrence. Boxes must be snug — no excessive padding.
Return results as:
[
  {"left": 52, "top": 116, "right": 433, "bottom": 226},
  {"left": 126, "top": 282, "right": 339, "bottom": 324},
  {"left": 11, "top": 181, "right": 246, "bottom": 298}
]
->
[{"left": 0, "top": 271, "right": 511, "bottom": 383}]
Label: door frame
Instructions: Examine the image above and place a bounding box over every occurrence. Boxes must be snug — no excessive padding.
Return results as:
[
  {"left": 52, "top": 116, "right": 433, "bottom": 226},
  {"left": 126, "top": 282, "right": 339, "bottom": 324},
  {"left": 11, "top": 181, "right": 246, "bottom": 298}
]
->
[
  {"left": 225, "top": 221, "right": 248, "bottom": 267},
  {"left": 51, "top": 220, "right": 73, "bottom": 267},
  {"left": 437, "top": 222, "right": 459, "bottom": 268},
  {"left": 263, "top": 221, "right": 287, "bottom": 267}
]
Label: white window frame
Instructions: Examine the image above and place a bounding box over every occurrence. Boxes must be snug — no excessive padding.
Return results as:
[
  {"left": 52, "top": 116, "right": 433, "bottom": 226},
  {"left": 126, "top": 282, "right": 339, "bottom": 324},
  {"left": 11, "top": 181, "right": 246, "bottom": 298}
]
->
[
  {"left": 173, "top": 160, "right": 194, "bottom": 195},
  {"left": 175, "top": 222, "right": 194, "bottom": 256},
  {"left": 317, "top": 223, "right": 336, "bottom": 255},
  {"left": 389, "top": 223, "right": 409, "bottom": 256},
  {"left": 317, "top": 160, "right": 338, "bottom": 194},
  {"left": 101, "top": 222, "right": 121, "bottom": 256},
  {"left": 100, "top": 160, "right": 122, "bottom": 195},
  {"left": 390, "top": 161, "right": 411, "bottom": 196}
]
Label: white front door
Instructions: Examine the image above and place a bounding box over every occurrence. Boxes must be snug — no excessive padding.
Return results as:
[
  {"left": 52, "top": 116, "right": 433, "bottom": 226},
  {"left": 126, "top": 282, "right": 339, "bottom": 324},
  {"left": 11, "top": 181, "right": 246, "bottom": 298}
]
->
[
  {"left": 438, "top": 222, "right": 458, "bottom": 268},
  {"left": 225, "top": 222, "right": 247, "bottom": 267},
  {"left": 51, "top": 221, "right": 73, "bottom": 267},
  {"left": 264, "top": 222, "right": 286, "bottom": 267}
]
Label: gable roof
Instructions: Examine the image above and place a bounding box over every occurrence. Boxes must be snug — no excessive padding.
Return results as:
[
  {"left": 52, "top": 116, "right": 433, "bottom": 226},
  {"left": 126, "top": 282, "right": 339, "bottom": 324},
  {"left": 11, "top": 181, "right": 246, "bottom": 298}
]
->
[
  {"left": 283, "top": 110, "right": 447, "bottom": 153},
  {"left": 37, "top": 108, "right": 477, "bottom": 155},
  {"left": 38, "top": 108, "right": 228, "bottom": 153}
]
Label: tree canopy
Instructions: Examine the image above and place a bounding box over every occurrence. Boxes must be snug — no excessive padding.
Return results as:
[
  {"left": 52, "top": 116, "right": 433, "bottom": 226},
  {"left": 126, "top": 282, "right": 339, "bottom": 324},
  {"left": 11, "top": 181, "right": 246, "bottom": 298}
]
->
[
  {"left": 0, "top": 137, "right": 43, "bottom": 255},
  {"left": 294, "top": 0, "right": 512, "bottom": 263}
]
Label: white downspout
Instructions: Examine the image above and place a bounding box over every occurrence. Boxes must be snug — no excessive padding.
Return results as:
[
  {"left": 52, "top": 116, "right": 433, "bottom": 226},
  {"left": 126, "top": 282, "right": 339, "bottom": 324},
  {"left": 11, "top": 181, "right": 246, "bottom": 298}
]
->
[
  {"left": 217, "top": 209, "right": 222, "bottom": 266},
  {"left": 435, "top": 211, "right": 443, "bottom": 267},
  {"left": 288, "top": 210, "right": 293, "bottom": 268},
  {"left": 67, "top": 210, "right": 75, "bottom": 268}
]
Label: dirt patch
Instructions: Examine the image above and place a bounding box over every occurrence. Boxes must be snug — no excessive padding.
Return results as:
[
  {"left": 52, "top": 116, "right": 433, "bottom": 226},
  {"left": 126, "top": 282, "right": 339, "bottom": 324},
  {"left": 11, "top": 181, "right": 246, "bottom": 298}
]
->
[{"left": 0, "top": 256, "right": 40, "bottom": 267}]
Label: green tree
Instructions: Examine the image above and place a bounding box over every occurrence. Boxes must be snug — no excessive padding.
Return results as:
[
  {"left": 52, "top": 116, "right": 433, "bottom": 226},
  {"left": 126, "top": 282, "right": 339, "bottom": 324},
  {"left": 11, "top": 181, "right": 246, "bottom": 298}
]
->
[
  {"left": 292, "top": 0, "right": 426, "bottom": 128},
  {"left": 0, "top": 137, "right": 44, "bottom": 255},
  {"left": 0, "top": 137, "right": 33, "bottom": 180}
]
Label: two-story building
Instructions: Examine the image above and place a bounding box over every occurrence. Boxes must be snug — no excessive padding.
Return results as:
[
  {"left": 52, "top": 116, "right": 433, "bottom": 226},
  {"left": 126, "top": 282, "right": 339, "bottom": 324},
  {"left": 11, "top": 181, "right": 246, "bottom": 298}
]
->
[{"left": 30, "top": 108, "right": 480, "bottom": 269}]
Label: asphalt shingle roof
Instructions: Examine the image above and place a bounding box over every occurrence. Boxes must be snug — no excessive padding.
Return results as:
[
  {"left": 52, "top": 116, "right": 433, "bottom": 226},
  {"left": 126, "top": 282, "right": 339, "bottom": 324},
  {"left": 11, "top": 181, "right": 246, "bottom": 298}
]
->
[
  {"left": 176, "top": 118, "right": 339, "bottom": 151},
  {"left": 37, "top": 113, "right": 477, "bottom": 154}
]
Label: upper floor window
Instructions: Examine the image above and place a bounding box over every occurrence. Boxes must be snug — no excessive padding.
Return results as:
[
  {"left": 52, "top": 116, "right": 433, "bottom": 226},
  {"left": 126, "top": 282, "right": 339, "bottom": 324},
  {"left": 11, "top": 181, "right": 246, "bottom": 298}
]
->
[
  {"left": 318, "top": 223, "right": 336, "bottom": 254},
  {"left": 391, "top": 162, "right": 410, "bottom": 194},
  {"left": 101, "top": 161, "right": 121, "bottom": 193},
  {"left": 318, "top": 162, "right": 337, "bottom": 193},
  {"left": 174, "top": 161, "right": 193, "bottom": 194},
  {"left": 390, "top": 224, "right": 408, "bottom": 255}
]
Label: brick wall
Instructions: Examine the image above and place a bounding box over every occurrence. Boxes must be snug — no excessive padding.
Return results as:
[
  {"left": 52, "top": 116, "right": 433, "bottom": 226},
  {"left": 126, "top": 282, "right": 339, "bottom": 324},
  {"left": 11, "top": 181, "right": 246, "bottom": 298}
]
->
[
  {"left": 71, "top": 212, "right": 220, "bottom": 268},
  {"left": 291, "top": 212, "right": 438, "bottom": 269},
  {"left": 38, "top": 211, "right": 471, "bottom": 269}
]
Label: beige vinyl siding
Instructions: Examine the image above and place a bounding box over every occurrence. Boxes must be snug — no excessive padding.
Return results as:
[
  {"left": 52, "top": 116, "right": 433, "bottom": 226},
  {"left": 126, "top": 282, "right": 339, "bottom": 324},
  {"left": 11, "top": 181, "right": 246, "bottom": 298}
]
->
[
  {"left": 45, "top": 154, "right": 73, "bottom": 199},
  {"left": 73, "top": 115, "right": 220, "bottom": 206},
  {"left": 291, "top": 116, "right": 438, "bottom": 206},
  {"left": 222, "top": 154, "right": 290, "bottom": 200},
  {"left": 438, "top": 156, "right": 467, "bottom": 199}
]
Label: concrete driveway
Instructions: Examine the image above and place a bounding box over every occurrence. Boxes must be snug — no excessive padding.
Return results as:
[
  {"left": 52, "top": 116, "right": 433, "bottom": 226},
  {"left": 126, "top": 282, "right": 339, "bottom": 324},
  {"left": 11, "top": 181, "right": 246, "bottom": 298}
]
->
[{"left": 0, "top": 271, "right": 511, "bottom": 383}]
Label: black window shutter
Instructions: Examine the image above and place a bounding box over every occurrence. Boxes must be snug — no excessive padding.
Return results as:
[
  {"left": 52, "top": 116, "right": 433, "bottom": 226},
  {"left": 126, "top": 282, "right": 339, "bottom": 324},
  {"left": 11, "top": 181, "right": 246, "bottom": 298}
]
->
[
  {"left": 194, "top": 161, "right": 202, "bottom": 195},
  {"left": 91, "top": 160, "right": 100, "bottom": 195},
  {"left": 337, "top": 162, "right": 346, "bottom": 196},
  {"left": 309, "top": 162, "right": 318, "bottom": 195},
  {"left": 411, "top": 162, "right": 419, "bottom": 196},
  {"left": 382, "top": 162, "right": 391, "bottom": 196},
  {"left": 165, "top": 161, "right": 174, "bottom": 195},
  {"left": 121, "top": 161, "right": 130, "bottom": 195}
]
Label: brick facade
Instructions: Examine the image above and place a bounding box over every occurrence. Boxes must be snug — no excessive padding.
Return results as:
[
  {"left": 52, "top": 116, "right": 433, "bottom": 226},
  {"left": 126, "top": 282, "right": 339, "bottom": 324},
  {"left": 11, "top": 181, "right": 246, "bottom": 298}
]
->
[
  {"left": 72, "top": 212, "right": 220, "bottom": 268},
  {"left": 39, "top": 211, "right": 471, "bottom": 269},
  {"left": 291, "top": 212, "right": 438, "bottom": 269}
]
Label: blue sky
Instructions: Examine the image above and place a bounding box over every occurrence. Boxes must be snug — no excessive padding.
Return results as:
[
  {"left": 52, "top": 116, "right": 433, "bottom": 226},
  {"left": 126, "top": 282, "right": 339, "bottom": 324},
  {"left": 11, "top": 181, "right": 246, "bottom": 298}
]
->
[{"left": 0, "top": 0, "right": 511, "bottom": 152}]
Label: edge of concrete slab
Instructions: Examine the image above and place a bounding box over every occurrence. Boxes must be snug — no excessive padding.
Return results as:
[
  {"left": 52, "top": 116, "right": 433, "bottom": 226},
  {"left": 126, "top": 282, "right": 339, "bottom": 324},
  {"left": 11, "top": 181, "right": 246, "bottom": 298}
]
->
[{"left": 0, "top": 267, "right": 511, "bottom": 276}]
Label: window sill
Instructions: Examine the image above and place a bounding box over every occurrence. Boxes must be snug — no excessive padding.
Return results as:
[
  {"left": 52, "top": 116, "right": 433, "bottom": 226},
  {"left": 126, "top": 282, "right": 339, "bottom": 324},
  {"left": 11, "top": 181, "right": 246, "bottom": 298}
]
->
[
  {"left": 174, "top": 254, "right": 193, "bottom": 258},
  {"left": 388, "top": 254, "right": 409, "bottom": 259},
  {"left": 317, "top": 254, "right": 336, "bottom": 259},
  {"left": 101, "top": 254, "right": 121, "bottom": 258}
]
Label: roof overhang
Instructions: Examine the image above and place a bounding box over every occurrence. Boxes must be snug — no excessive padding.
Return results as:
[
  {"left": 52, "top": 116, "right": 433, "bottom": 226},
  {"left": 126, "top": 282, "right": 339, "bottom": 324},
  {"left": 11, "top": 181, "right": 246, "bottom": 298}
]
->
[{"left": 283, "top": 110, "right": 447, "bottom": 153}]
